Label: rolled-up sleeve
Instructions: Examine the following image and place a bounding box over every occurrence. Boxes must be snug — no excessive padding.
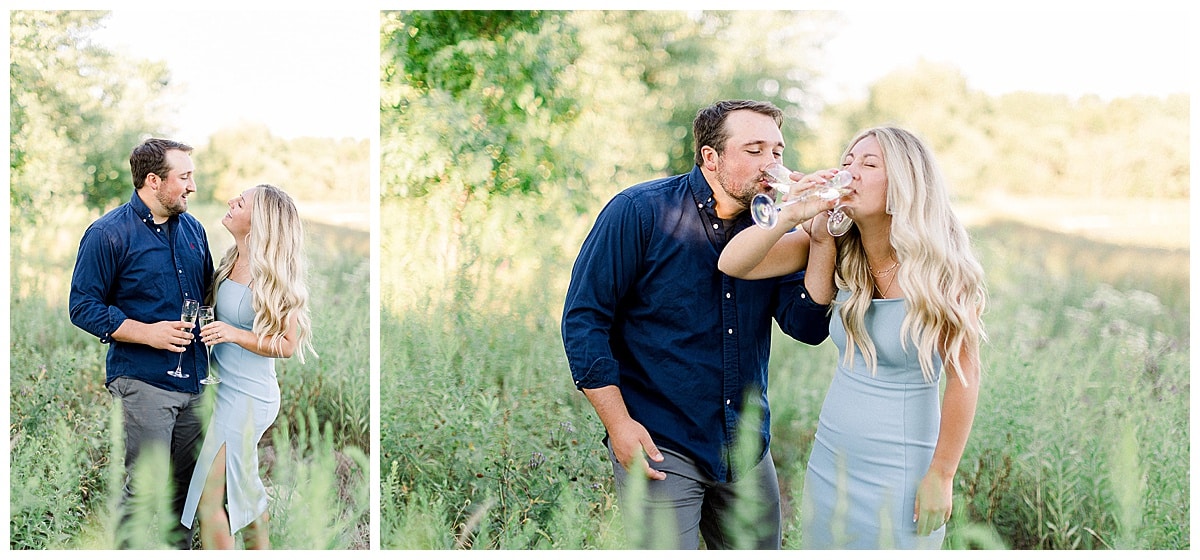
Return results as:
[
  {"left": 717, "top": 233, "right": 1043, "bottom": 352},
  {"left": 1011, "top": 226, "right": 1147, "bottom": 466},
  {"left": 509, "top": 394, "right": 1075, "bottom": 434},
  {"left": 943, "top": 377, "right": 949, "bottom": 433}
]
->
[
  {"left": 561, "top": 193, "right": 646, "bottom": 390},
  {"left": 69, "top": 225, "right": 123, "bottom": 343},
  {"left": 773, "top": 271, "right": 831, "bottom": 346}
]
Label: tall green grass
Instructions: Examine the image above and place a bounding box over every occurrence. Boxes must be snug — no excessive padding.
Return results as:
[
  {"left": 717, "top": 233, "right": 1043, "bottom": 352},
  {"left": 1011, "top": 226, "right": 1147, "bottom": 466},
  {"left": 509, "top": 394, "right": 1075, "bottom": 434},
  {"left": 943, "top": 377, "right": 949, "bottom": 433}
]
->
[
  {"left": 381, "top": 192, "right": 1189, "bottom": 549},
  {"left": 9, "top": 202, "right": 370, "bottom": 549}
]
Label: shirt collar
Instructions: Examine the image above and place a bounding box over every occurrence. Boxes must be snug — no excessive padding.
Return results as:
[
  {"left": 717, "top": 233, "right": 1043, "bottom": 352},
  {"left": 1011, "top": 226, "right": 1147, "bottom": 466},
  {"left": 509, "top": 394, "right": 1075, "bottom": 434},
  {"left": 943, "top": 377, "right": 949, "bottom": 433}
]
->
[
  {"left": 687, "top": 165, "right": 717, "bottom": 211},
  {"left": 687, "top": 165, "right": 751, "bottom": 227},
  {"left": 129, "top": 189, "right": 176, "bottom": 228}
]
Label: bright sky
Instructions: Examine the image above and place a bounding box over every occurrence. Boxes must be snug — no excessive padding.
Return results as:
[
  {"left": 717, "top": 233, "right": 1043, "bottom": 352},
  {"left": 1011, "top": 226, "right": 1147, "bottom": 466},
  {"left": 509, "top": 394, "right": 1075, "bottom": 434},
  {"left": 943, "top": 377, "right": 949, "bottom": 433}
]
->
[
  {"left": 71, "top": 6, "right": 1198, "bottom": 142},
  {"left": 817, "top": 9, "right": 1192, "bottom": 102},
  {"left": 90, "top": 9, "right": 377, "bottom": 143}
]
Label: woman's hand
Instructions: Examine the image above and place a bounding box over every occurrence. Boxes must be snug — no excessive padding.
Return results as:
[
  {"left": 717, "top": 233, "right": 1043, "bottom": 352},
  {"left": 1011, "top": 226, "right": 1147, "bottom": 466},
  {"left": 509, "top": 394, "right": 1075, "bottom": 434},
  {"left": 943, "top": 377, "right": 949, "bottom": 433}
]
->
[
  {"left": 914, "top": 469, "right": 953, "bottom": 536},
  {"left": 200, "top": 320, "right": 241, "bottom": 347},
  {"left": 805, "top": 207, "right": 834, "bottom": 245},
  {"left": 777, "top": 168, "right": 839, "bottom": 229},
  {"left": 914, "top": 344, "right": 981, "bottom": 536}
]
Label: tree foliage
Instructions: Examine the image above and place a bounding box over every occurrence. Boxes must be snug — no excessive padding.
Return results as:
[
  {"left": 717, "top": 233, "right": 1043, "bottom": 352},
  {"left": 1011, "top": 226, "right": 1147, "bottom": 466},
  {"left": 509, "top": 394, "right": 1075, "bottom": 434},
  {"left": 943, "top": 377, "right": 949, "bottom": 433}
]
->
[
  {"left": 382, "top": 10, "right": 580, "bottom": 206},
  {"left": 381, "top": 10, "right": 833, "bottom": 209},
  {"left": 796, "top": 60, "right": 1189, "bottom": 199},
  {"left": 195, "top": 123, "right": 369, "bottom": 206},
  {"left": 10, "top": 11, "right": 368, "bottom": 231},
  {"left": 384, "top": 14, "right": 1188, "bottom": 211},
  {"left": 10, "top": 10, "right": 175, "bottom": 224}
]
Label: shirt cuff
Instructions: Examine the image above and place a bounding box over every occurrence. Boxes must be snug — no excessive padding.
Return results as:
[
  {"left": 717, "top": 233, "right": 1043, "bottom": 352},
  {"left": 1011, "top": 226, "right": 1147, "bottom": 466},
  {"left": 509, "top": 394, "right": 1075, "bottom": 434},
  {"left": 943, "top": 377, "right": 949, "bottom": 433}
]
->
[
  {"left": 573, "top": 356, "right": 620, "bottom": 391},
  {"left": 104, "top": 306, "right": 129, "bottom": 344},
  {"left": 792, "top": 281, "right": 828, "bottom": 312}
]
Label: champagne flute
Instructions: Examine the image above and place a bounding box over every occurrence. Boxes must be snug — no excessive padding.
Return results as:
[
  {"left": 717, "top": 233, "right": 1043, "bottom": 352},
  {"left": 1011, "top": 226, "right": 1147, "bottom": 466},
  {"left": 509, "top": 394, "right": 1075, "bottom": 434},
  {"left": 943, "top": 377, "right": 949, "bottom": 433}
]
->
[
  {"left": 826, "top": 200, "right": 855, "bottom": 237},
  {"left": 198, "top": 306, "right": 221, "bottom": 385},
  {"left": 167, "top": 299, "right": 200, "bottom": 378},
  {"left": 750, "top": 164, "right": 852, "bottom": 230}
]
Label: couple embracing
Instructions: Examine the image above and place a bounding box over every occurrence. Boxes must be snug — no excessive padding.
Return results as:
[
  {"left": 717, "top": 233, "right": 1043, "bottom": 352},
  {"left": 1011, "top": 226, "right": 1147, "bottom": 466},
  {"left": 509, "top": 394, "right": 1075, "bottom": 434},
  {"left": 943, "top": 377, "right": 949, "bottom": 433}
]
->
[
  {"left": 561, "top": 100, "right": 986, "bottom": 549},
  {"left": 68, "top": 138, "right": 316, "bottom": 549}
]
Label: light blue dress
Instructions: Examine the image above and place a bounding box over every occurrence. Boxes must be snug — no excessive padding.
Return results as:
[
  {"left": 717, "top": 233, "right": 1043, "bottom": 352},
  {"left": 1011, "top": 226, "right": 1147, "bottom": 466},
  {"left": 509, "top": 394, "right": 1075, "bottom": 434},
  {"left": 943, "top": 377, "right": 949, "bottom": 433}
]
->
[
  {"left": 181, "top": 279, "right": 280, "bottom": 535},
  {"left": 801, "top": 292, "right": 944, "bottom": 549}
]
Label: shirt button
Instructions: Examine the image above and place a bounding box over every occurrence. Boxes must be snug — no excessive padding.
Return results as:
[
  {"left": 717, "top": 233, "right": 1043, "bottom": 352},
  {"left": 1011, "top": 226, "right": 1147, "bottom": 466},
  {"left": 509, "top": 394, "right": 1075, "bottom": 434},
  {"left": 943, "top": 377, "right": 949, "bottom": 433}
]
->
[
  {"left": 800, "top": 292, "right": 807, "bottom": 299},
  {"left": 727, "top": 328, "right": 733, "bottom": 335},
  {"left": 726, "top": 399, "right": 731, "bottom": 405},
  {"left": 725, "top": 293, "right": 731, "bottom": 299},
  {"left": 712, "top": 223, "right": 719, "bottom": 229}
]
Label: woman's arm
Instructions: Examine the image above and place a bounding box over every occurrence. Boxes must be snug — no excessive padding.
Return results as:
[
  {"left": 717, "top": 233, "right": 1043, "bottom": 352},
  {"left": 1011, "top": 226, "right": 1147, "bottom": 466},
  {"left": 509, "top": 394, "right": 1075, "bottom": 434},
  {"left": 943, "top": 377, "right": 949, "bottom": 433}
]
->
[
  {"left": 200, "top": 312, "right": 300, "bottom": 359},
  {"left": 914, "top": 330, "right": 982, "bottom": 536},
  {"left": 719, "top": 169, "right": 838, "bottom": 280},
  {"left": 719, "top": 226, "right": 810, "bottom": 280},
  {"left": 801, "top": 213, "right": 838, "bottom": 305}
]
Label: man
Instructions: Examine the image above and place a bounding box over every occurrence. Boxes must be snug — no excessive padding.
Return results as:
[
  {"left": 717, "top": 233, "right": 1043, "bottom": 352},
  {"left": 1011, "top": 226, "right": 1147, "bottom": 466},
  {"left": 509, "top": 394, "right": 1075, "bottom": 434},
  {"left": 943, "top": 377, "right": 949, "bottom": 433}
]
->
[
  {"left": 561, "top": 100, "right": 832, "bottom": 549},
  {"left": 69, "top": 138, "right": 214, "bottom": 549}
]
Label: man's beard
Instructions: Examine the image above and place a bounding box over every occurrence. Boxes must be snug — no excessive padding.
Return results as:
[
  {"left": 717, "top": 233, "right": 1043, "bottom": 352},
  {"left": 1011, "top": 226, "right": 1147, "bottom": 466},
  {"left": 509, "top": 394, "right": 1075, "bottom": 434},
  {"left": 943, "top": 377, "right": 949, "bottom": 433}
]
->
[
  {"left": 157, "top": 188, "right": 187, "bottom": 216},
  {"left": 716, "top": 164, "right": 760, "bottom": 211}
]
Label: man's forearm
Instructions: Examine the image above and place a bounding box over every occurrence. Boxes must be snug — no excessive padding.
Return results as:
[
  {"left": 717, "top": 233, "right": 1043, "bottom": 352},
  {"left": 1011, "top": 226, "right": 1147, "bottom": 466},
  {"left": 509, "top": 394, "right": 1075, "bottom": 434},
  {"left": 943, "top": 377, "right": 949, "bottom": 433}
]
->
[
  {"left": 110, "top": 318, "right": 150, "bottom": 345},
  {"left": 582, "top": 385, "right": 633, "bottom": 433}
]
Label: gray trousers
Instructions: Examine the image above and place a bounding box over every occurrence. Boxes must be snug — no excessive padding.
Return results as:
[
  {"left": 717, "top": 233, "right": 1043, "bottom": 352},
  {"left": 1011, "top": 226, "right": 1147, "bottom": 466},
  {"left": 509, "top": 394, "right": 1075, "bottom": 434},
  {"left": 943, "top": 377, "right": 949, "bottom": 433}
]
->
[
  {"left": 108, "top": 376, "right": 204, "bottom": 549},
  {"left": 609, "top": 443, "right": 782, "bottom": 549}
]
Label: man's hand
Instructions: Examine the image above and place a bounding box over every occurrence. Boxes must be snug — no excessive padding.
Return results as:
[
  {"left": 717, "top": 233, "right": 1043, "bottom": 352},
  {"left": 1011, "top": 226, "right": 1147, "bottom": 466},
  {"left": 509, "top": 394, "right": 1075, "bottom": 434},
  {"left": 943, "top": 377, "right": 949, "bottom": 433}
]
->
[
  {"left": 582, "top": 384, "right": 667, "bottom": 480},
  {"left": 112, "top": 319, "right": 194, "bottom": 351},
  {"left": 609, "top": 418, "right": 667, "bottom": 480}
]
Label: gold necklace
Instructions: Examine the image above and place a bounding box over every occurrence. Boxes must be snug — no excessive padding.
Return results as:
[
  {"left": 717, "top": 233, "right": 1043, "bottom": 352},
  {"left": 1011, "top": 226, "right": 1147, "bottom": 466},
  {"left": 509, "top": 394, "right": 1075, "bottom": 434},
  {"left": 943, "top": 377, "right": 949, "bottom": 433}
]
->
[
  {"left": 874, "top": 264, "right": 899, "bottom": 298},
  {"left": 869, "top": 258, "right": 899, "bottom": 276}
]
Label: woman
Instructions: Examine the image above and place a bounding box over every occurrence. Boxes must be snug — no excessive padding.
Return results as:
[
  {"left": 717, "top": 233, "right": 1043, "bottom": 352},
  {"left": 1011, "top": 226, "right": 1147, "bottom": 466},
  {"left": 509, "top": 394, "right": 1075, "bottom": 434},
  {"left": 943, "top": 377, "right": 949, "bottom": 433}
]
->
[
  {"left": 719, "top": 126, "right": 986, "bottom": 549},
  {"left": 181, "top": 184, "right": 317, "bottom": 549}
]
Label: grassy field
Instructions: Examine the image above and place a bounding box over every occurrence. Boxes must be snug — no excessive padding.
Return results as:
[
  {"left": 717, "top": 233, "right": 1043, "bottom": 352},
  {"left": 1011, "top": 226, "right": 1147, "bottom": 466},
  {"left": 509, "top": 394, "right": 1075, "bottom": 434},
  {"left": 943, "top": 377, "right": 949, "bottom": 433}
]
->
[
  {"left": 380, "top": 191, "right": 1189, "bottom": 550},
  {"left": 8, "top": 201, "right": 370, "bottom": 549}
]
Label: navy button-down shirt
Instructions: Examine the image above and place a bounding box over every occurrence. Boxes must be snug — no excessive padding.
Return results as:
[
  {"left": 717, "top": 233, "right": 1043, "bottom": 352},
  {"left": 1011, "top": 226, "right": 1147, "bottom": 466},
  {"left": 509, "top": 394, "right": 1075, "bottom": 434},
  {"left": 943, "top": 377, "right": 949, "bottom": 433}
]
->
[
  {"left": 69, "top": 191, "right": 214, "bottom": 393},
  {"left": 561, "top": 166, "right": 830, "bottom": 483}
]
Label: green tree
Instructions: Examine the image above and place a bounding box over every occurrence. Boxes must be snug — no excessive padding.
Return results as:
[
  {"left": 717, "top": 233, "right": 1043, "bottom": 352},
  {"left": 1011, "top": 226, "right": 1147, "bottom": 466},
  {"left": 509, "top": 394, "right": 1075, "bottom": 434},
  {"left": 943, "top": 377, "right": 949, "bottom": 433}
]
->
[
  {"left": 9, "top": 10, "right": 175, "bottom": 224},
  {"left": 798, "top": 60, "right": 1189, "bottom": 200},
  {"left": 196, "top": 123, "right": 369, "bottom": 205},
  {"left": 196, "top": 123, "right": 287, "bottom": 202},
  {"left": 381, "top": 10, "right": 581, "bottom": 202},
  {"left": 379, "top": 10, "right": 838, "bottom": 313},
  {"left": 612, "top": 10, "right": 838, "bottom": 175},
  {"left": 381, "top": 10, "right": 835, "bottom": 204}
]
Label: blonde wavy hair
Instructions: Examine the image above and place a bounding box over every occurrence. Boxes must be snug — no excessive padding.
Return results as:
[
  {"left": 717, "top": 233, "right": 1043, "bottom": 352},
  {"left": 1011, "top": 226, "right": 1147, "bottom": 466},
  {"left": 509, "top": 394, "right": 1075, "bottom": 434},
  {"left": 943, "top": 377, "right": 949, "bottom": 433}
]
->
[
  {"left": 834, "top": 127, "right": 986, "bottom": 384},
  {"left": 212, "top": 184, "right": 317, "bottom": 362}
]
